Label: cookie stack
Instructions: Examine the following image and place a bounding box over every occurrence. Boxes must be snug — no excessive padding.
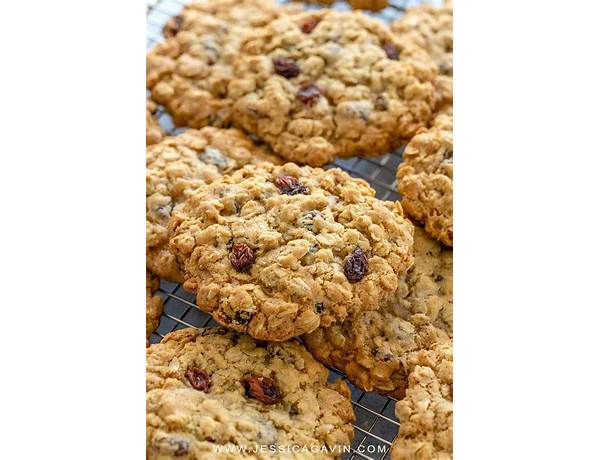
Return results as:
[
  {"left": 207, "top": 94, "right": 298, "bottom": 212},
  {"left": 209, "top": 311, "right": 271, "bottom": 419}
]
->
[{"left": 146, "top": 1, "right": 453, "bottom": 458}]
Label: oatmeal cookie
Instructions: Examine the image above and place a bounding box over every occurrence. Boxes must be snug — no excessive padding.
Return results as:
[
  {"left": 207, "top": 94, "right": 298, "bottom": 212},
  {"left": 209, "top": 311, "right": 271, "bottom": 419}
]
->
[
  {"left": 391, "top": 341, "right": 453, "bottom": 460},
  {"left": 303, "top": 227, "right": 452, "bottom": 398},
  {"left": 147, "top": 0, "right": 301, "bottom": 130},
  {"left": 146, "top": 271, "right": 164, "bottom": 342},
  {"left": 146, "top": 327, "right": 354, "bottom": 459},
  {"left": 228, "top": 10, "right": 438, "bottom": 166},
  {"left": 392, "top": 2, "right": 453, "bottom": 109},
  {"left": 169, "top": 162, "right": 414, "bottom": 341},
  {"left": 146, "top": 128, "right": 281, "bottom": 282},
  {"left": 163, "top": 0, "right": 303, "bottom": 37},
  {"left": 392, "top": 2, "right": 453, "bottom": 77},
  {"left": 297, "top": 0, "right": 389, "bottom": 12},
  {"left": 146, "top": 98, "right": 165, "bottom": 145},
  {"left": 396, "top": 107, "right": 452, "bottom": 246}
]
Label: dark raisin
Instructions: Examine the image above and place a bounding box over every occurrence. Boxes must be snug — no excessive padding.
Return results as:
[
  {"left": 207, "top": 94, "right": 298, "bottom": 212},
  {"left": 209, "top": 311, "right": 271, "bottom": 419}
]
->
[
  {"left": 275, "top": 176, "right": 308, "bottom": 195},
  {"left": 315, "top": 303, "right": 324, "bottom": 314},
  {"left": 185, "top": 366, "right": 211, "bottom": 392},
  {"left": 163, "top": 15, "right": 182, "bottom": 38},
  {"left": 383, "top": 42, "right": 400, "bottom": 60},
  {"left": 343, "top": 248, "right": 368, "bottom": 282},
  {"left": 273, "top": 57, "right": 300, "bottom": 79},
  {"left": 434, "top": 274, "right": 445, "bottom": 282},
  {"left": 229, "top": 243, "right": 255, "bottom": 272},
  {"left": 297, "top": 83, "right": 321, "bottom": 106},
  {"left": 233, "top": 310, "right": 253, "bottom": 325},
  {"left": 242, "top": 375, "right": 282, "bottom": 405},
  {"left": 301, "top": 17, "right": 319, "bottom": 33}
]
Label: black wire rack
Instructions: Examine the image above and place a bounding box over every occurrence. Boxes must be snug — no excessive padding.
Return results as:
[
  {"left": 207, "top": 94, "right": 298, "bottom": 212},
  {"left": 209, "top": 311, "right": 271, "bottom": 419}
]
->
[{"left": 146, "top": 1, "right": 439, "bottom": 458}]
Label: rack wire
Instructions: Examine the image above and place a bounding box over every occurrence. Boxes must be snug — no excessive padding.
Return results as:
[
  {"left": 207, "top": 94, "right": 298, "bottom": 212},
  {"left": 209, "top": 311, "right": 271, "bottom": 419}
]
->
[{"left": 146, "top": 1, "right": 438, "bottom": 458}]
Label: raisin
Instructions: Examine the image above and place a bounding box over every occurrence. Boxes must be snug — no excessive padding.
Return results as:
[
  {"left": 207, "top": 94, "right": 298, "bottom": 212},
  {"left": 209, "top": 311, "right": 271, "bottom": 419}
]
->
[
  {"left": 275, "top": 176, "right": 308, "bottom": 195},
  {"left": 273, "top": 57, "right": 300, "bottom": 79},
  {"left": 301, "top": 17, "right": 319, "bottom": 33},
  {"left": 229, "top": 243, "right": 255, "bottom": 272},
  {"left": 343, "top": 248, "right": 368, "bottom": 282},
  {"left": 242, "top": 375, "right": 282, "bottom": 405},
  {"left": 315, "top": 303, "right": 324, "bottom": 314},
  {"left": 434, "top": 274, "right": 445, "bottom": 282},
  {"left": 383, "top": 42, "right": 400, "bottom": 60},
  {"left": 185, "top": 366, "right": 211, "bottom": 392},
  {"left": 163, "top": 15, "right": 182, "bottom": 38},
  {"left": 233, "top": 310, "right": 253, "bottom": 325},
  {"left": 297, "top": 83, "right": 321, "bottom": 106}
]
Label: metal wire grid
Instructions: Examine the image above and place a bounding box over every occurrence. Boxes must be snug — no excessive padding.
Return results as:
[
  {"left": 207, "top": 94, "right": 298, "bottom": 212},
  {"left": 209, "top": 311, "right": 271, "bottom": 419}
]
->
[{"left": 145, "top": 0, "right": 436, "bottom": 457}]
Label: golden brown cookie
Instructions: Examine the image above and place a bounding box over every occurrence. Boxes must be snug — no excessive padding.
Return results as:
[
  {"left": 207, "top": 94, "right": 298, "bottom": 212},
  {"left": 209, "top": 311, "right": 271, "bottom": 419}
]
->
[
  {"left": 146, "top": 271, "right": 164, "bottom": 343},
  {"left": 392, "top": 2, "right": 453, "bottom": 110},
  {"left": 392, "top": 2, "right": 453, "bottom": 77},
  {"left": 296, "top": 0, "right": 390, "bottom": 12},
  {"left": 146, "top": 98, "right": 165, "bottom": 146},
  {"left": 396, "top": 107, "right": 453, "bottom": 246},
  {"left": 391, "top": 341, "right": 453, "bottom": 460},
  {"left": 228, "top": 10, "right": 438, "bottom": 166},
  {"left": 303, "top": 227, "right": 451, "bottom": 398},
  {"left": 146, "top": 128, "right": 281, "bottom": 282},
  {"left": 169, "top": 162, "right": 414, "bottom": 341},
  {"left": 147, "top": 327, "right": 354, "bottom": 459},
  {"left": 147, "top": 0, "right": 302, "bottom": 130}
]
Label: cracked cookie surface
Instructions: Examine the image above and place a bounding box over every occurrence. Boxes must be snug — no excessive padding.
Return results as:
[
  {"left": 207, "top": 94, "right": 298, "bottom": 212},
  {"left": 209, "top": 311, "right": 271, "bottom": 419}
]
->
[
  {"left": 146, "top": 271, "right": 164, "bottom": 343},
  {"left": 169, "top": 162, "right": 414, "bottom": 341},
  {"left": 228, "top": 9, "right": 438, "bottom": 166},
  {"left": 146, "top": 128, "right": 281, "bottom": 282},
  {"left": 147, "top": 0, "right": 301, "bottom": 130},
  {"left": 396, "top": 107, "right": 452, "bottom": 246},
  {"left": 146, "top": 327, "right": 354, "bottom": 459},
  {"left": 146, "top": 98, "right": 165, "bottom": 145},
  {"left": 303, "top": 227, "right": 452, "bottom": 398},
  {"left": 391, "top": 341, "right": 453, "bottom": 460}
]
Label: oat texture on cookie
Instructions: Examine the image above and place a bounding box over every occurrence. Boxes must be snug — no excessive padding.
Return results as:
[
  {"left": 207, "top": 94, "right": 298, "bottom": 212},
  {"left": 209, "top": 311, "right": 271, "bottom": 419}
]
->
[
  {"left": 397, "top": 107, "right": 452, "bottom": 246},
  {"left": 228, "top": 10, "right": 438, "bottom": 166},
  {"left": 296, "top": 0, "right": 390, "bottom": 12},
  {"left": 392, "top": 2, "right": 453, "bottom": 77},
  {"left": 392, "top": 1, "right": 453, "bottom": 110},
  {"left": 146, "top": 271, "right": 164, "bottom": 343},
  {"left": 303, "top": 227, "right": 452, "bottom": 397},
  {"left": 146, "top": 128, "right": 281, "bottom": 282},
  {"left": 390, "top": 341, "right": 453, "bottom": 460},
  {"left": 146, "top": 327, "right": 355, "bottom": 459},
  {"left": 168, "top": 162, "right": 414, "bottom": 341},
  {"left": 147, "top": 0, "right": 302, "bottom": 130},
  {"left": 146, "top": 98, "right": 165, "bottom": 145}
]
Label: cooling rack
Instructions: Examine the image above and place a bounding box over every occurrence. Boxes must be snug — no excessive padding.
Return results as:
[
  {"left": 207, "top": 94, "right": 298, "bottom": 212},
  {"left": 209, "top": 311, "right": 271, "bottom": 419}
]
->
[{"left": 146, "top": 1, "right": 437, "bottom": 458}]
